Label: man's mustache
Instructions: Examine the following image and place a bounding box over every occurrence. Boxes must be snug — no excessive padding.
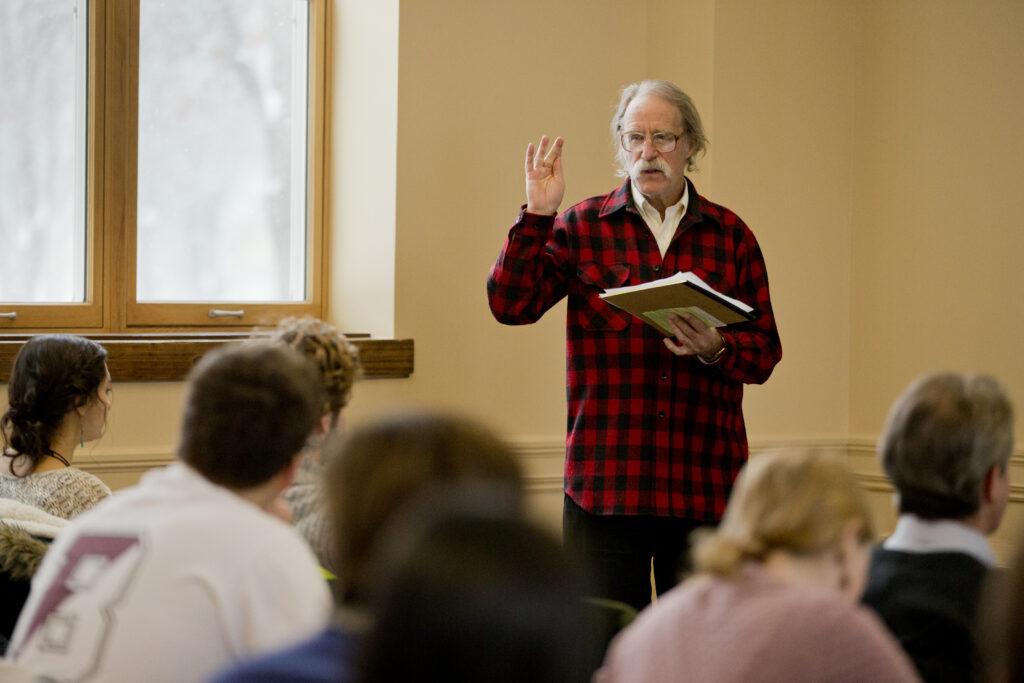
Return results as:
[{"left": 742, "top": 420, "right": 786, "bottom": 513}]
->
[{"left": 631, "top": 158, "right": 671, "bottom": 175}]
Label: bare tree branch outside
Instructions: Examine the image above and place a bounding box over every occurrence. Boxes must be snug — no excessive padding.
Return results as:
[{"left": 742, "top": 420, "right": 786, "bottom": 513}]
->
[{"left": 0, "top": 0, "right": 309, "bottom": 304}]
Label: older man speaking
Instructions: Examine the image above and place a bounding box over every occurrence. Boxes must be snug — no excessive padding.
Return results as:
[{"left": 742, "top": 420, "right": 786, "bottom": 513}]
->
[{"left": 487, "top": 80, "right": 782, "bottom": 609}]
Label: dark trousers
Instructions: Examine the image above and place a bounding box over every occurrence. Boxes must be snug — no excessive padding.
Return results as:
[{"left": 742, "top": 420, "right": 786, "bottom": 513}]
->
[{"left": 562, "top": 494, "right": 710, "bottom": 611}]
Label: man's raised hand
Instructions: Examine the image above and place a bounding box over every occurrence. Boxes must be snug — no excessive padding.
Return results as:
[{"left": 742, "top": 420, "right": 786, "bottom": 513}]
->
[{"left": 525, "top": 135, "right": 565, "bottom": 216}]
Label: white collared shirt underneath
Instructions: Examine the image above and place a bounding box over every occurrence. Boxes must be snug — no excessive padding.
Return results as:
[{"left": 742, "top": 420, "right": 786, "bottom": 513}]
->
[
  {"left": 883, "top": 513, "right": 997, "bottom": 567},
  {"left": 631, "top": 180, "right": 689, "bottom": 258}
]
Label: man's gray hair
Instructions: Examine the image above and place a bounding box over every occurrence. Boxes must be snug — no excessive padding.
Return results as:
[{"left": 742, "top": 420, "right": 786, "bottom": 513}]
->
[
  {"left": 879, "top": 373, "right": 1014, "bottom": 520},
  {"left": 611, "top": 79, "right": 709, "bottom": 174}
]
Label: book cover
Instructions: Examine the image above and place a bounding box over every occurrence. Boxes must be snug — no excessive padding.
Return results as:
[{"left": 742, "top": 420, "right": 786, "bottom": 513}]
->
[{"left": 598, "top": 271, "right": 758, "bottom": 337}]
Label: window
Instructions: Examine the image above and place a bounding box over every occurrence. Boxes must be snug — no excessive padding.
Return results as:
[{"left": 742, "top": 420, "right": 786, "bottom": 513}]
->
[
  {"left": 0, "top": 0, "right": 87, "bottom": 308},
  {"left": 0, "top": 0, "right": 328, "bottom": 330}
]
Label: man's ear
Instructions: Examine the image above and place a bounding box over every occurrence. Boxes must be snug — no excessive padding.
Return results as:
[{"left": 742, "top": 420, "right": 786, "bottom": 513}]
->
[
  {"left": 982, "top": 463, "right": 1003, "bottom": 504},
  {"left": 835, "top": 519, "right": 869, "bottom": 601},
  {"left": 318, "top": 413, "right": 332, "bottom": 435}
]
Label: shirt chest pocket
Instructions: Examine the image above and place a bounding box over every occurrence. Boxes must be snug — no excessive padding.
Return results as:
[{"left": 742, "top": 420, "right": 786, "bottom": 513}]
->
[{"left": 571, "top": 262, "right": 632, "bottom": 331}]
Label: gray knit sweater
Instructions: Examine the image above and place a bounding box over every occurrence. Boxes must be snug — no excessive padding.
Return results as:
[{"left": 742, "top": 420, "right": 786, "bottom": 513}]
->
[
  {"left": 0, "top": 468, "right": 111, "bottom": 520},
  {"left": 282, "top": 450, "right": 333, "bottom": 572}
]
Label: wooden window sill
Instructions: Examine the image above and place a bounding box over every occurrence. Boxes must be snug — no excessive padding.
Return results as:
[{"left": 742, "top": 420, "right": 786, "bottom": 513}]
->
[{"left": 0, "top": 333, "right": 413, "bottom": 382}]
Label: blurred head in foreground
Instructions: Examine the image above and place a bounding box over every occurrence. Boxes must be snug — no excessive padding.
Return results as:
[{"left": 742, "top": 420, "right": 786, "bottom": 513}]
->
[
  {"left": 358, "top": 495, "right": 593, "bottom": 683},
  {"left": 326, "top": 411, "right": 524, "bottom": 604}
]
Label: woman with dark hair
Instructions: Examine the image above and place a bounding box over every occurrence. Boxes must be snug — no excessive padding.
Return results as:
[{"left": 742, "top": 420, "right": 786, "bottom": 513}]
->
[{"left": 0, "top": 334, "right": 112, "bottom": 519}]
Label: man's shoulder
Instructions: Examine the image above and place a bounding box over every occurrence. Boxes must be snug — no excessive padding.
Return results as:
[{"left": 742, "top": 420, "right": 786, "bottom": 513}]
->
[
  {"left": 55, "top": 479, "right": 306, "bottom": 558},
  {"left": 691, "top": 191, "right": 749, "bottom": 232},
  {"left": 864, "top": 546, "right": 989, "bottom": 616},
  {"left": 869, "top": 545, "right": 990, "bottom": 576},
  {"left": 561, "top": 183, "right": 631, "bottom": 220},
  {"left": 866, "top": 546, "right": 990, "bottom": 595}
]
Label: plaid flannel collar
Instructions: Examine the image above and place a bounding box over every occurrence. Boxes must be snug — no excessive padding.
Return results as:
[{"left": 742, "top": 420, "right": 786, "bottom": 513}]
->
[{"left": 599, "top": 178, "right": 713, "bottom": 230}]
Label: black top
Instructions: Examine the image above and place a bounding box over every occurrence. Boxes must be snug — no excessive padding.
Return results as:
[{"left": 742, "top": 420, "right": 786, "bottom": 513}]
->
[{"left": 862, "top": 545, "right": 989, "bottom": 683}]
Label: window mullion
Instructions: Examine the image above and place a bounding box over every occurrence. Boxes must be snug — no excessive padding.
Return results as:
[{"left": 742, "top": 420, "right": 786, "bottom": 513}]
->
[{"left": 102, "top": 0, "right": 140, "bottom": 332}]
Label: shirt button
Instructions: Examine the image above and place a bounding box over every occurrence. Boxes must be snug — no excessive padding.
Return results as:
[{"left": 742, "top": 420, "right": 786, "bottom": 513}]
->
[
  {"left": 653, "top": 265, "right": 661, "bottom": 272},
  {"left": 661, "top": 373, "right": 668, "bottom": 381},
  {"left": 658, "top": 411, "right": 666, "bottom": 419}
]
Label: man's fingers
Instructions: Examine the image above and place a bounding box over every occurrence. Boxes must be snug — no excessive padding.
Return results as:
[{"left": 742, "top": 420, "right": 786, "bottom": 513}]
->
[
  {"left": 672, "top": 313, "right": 704, "bottom": 336},
  {"left": 527, "top": 136, "right": 561, "bottom": 176},
  {"left": 536, "top": 135, "right": 551, "bottom": 166},
  {"left": 545, "top": 136, "right": 564, "bottom": 164},
  {"left": 525, "top": 135, "right": 564, "bottom": 173},
  {"left": 663, "top": 337, "right": 690, "bottom": 356},
  {"left": 680, "top": 312, "right": 711, "bottom": 333},
  {"left": 665, "top": 313, "right": 694, "bottom": 340}
]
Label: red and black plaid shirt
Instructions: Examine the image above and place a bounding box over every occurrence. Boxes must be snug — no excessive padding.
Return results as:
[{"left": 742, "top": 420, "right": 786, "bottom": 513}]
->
[{"left": 487, "top": 179, "right": 782, "bottom": 520}]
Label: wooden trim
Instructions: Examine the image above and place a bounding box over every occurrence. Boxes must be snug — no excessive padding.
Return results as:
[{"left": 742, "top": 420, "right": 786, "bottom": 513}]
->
[
  {"left": 124, "top": 302, "right": 323, "bottom": 329},
  {"left": 0, "top": 334, "right": 413, "bottom": 381},
  {"left": 110, "top": 0, "right": 138, "bottom": 331},
  {"left": 311, "top": 0, "right": 330, "bottom": 315},
  {"left": 0, "top": 304, "right": 103, "bottom": 330},
  {"left": 318, "top": 0, "right": 333, "bottom": 316}
]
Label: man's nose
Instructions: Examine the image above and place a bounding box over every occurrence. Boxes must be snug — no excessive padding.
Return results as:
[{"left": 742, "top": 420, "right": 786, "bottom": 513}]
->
[{"left": 641, "top": 137, "right": 659, "bottom": 159}]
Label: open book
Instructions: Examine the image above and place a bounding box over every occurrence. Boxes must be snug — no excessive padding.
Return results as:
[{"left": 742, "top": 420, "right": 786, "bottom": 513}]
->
[{"left": 599, "top": 271, "right": 757, "bottom": 337}]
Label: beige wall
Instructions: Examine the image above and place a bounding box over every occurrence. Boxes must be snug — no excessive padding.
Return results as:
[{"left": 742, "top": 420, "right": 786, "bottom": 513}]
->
[
  {"left": 850, "top": 0, "right": 1024, "bottom": 436},
  {"left": 848, "top": 0, "right": 1024, "bottom": 560},
  {"left": 710, "top": 0, "right": 856, "bottom": 440},
  {"left": 5, "top": 0, "right": 1023, "bottom": 550}
]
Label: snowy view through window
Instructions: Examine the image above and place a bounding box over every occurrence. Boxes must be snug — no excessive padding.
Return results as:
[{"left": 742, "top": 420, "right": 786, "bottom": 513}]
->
[
  {"left": 137, "top": 0, "right": 309, "bottom": 302},
  {"left": 0, "top": 0, "right": 309, "bottom": 304},
  {"left": 0, "top": 0, "right": 82, "bottom": 302}
]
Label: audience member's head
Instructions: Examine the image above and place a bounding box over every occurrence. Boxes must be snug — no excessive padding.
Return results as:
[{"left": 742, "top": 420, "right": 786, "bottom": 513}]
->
[
  {"left": 177, "top": 342, "right": 324, "bottom": 491},
  {"left": 325, "top": 411, "right": 523, "bottom": 604},
  {"left": 596, "top": 450, "right": 920, "bottom": 682},
  {"left": 267, "top": 317, "right": 360, "bottom": 433},
  {"left": 358, "top": 497, "right": 593, "bottom": 683},
  {"left": 694, "top": 449, "right": 874, "bottom": 600},
  {"left": 2, "top": 334, "right": 110, "bottom": 474},
  {"left": 879, "top": 372, "right": 1013, "bottom": 531}
]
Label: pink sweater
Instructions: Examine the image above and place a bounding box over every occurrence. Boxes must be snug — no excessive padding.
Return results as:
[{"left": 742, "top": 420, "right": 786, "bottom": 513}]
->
[{"left": 594, "top": 564, "right": 921, "bottom": 683}]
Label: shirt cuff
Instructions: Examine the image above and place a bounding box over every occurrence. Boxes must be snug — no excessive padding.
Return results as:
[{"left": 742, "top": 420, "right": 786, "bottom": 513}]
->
[{"left": 517, "top": 204, "right": 558, "bottom": 228}]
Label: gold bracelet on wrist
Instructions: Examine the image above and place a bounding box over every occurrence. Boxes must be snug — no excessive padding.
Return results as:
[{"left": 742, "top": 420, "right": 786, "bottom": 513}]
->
[{"left": 698, "top": 340, "right": 726, "bottom": 365}]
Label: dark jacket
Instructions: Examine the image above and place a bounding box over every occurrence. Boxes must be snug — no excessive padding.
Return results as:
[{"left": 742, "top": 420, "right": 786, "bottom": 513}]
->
[{"left": 862, "top": 545, "right": 989, "bottom": 683}]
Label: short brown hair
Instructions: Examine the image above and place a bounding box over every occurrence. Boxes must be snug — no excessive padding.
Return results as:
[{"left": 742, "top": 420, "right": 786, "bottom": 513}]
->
[
  {"left": 879, "top": 372, "right": 1013, "bottom": 519},
  {"left": 178, "top": 343, "right": 324, "bottom": 490},
  {"left": 325, "top": 412, "right": 523, "bottom": 603}
]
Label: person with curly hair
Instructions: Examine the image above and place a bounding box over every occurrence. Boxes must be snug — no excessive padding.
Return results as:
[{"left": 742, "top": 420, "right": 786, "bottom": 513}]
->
[{"left": 266, "top": 317, "right": 360, "bottom": 572}]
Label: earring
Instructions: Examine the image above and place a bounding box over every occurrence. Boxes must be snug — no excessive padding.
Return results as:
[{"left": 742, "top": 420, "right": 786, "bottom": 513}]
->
[{"left": 80, "top": 422, "right": 85, "bottom": 448}]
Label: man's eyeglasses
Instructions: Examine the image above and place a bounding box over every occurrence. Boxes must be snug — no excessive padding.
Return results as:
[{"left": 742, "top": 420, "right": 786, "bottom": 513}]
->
[{"left": 620, "top": 131, "right": 683, "bottom": 153}]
